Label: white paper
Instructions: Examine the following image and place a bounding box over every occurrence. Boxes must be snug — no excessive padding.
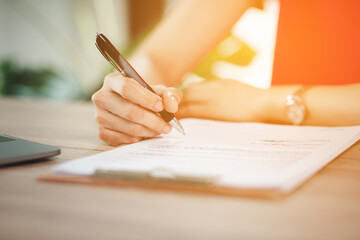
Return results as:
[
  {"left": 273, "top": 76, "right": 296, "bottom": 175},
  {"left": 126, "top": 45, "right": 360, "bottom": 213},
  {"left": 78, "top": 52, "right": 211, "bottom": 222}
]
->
[{"left": 53, "top": 119, "right": 360, "bottom": 193}]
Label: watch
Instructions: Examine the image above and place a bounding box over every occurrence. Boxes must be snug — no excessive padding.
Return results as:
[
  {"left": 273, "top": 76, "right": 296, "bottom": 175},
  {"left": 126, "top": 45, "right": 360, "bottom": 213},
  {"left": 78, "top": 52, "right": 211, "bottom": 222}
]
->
[{"left": 286, "top": 86, "right": 309, "bottom": 125}]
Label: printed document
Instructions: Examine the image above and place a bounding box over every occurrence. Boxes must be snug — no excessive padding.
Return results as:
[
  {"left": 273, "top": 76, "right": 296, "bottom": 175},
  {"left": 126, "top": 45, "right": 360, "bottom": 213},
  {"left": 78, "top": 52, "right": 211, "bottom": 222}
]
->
[{"left": 54, "top": 119, "right": 360, "bottom": 193}]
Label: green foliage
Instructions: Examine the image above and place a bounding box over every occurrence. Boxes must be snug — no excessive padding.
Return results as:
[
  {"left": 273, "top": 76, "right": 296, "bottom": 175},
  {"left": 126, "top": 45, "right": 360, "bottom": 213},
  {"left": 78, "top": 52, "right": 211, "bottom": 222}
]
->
[
  {"left": 0, "top": 60, "right": 55, "bottom": 96},
  {"left": 0, "top": 59, "right": 84, "bottom": 100}
]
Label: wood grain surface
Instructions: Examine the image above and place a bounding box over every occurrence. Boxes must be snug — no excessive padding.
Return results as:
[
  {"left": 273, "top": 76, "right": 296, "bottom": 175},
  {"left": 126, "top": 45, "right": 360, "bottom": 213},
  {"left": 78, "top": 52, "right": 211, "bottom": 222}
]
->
[{"left": 1, "top": 97, "right": 359, "bottom": 240}]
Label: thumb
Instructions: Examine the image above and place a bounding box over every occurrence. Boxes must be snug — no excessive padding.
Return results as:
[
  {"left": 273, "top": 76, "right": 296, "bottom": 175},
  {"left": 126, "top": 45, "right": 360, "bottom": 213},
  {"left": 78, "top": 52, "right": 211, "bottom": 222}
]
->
[{"left": 152, "top": 85, "right": 182, "bottom": 113}]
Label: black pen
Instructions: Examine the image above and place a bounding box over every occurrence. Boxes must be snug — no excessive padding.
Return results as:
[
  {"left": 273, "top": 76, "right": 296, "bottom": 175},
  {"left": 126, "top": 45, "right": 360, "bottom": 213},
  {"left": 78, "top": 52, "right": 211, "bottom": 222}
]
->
[{"left": 95, "top": 32, "right": 185, "bottom": 135}]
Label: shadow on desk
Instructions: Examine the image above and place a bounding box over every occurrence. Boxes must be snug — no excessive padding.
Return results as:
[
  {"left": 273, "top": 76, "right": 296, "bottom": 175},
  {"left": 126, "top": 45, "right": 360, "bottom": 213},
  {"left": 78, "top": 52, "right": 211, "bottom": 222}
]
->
[{"left": 0, "top": 157, "right": 54, "bottom": 169}]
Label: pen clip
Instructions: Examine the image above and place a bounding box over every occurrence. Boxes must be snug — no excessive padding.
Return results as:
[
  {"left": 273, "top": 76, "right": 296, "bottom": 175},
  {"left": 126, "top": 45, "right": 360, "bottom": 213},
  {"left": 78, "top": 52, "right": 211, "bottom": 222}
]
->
[
  {"left": 95, "top": 32, "right": 125, "bottom": 75},
  {"left": 95, "top": 32, "right": 150, "bottom": 87}
]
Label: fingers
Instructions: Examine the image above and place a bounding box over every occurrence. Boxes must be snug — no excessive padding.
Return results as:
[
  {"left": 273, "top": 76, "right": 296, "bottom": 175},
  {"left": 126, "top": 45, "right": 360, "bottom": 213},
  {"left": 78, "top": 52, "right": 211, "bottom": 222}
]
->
[
  {"left": 152, "top": 85, "right": 182, "bottom": 113},
  {"left": 177, "top": 83, "right": 210, "bottom": 119},
  {"left": 179, "top": 82, "right": 206, "bottom": 104},
  {"left": 92, "top": 72, "right": 179, "bottom": 146},
  {"left": 92, "top": 90, "right": 171, "bottom": 134},
  {"left": 94, "top": 107, "right": 160, "bottom": 138},
  {"left": 104, "top": 72, "right": 164, "bottom": 112},
  {"left": 152, "top": 85, "right": 182, "bottom": 102},
  {"left": 97, "top": 127, "right": 142, "bottom": 146},
  {"left": 177, "top": 102, "right": 208, "bottom": 119}
]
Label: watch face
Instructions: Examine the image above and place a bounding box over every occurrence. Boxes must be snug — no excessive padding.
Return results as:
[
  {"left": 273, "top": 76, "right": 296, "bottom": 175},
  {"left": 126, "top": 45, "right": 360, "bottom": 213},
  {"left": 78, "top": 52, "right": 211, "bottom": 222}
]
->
[{"left": 286, "top": 95, "right": 305, "bottom": 125}]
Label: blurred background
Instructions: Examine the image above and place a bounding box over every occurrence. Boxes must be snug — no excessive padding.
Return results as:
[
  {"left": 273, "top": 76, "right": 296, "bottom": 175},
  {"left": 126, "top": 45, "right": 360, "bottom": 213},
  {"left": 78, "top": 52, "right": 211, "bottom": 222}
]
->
[{"left": 0, "top": 0, "right": 279, "bottom": 101}]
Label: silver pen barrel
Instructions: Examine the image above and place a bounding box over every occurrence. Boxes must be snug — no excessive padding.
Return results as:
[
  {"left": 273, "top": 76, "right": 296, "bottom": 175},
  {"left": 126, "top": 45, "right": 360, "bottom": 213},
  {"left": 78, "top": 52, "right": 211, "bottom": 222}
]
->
[{"left": 169, "top": 118, "right": 185, "bottom": 135}]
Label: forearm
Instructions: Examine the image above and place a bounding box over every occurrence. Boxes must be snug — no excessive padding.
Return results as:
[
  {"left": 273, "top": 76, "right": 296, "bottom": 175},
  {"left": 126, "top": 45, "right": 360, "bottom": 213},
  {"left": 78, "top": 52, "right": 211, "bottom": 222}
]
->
[
  {"left": 129, "top": 53, "right": 167, "bottom": 86},
  {"left": 130, "top": 0, "right": 258, "bottom": 87},
  {"left": 261, "top": 83, "right": 360, "bottom": 126}
]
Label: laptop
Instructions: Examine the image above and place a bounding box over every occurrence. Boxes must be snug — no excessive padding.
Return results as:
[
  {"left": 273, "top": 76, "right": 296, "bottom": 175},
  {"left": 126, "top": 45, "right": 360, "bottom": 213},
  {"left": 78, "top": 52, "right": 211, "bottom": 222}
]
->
[{"left": 0, "top": 134, "right": 60, "bottom": 166}]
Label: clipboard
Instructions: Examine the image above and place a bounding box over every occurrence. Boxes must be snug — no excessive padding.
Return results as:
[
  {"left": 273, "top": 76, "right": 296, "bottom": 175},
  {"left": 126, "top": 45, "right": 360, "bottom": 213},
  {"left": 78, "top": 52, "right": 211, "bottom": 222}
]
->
[
  {"left": 38, "top": 170, "right": 285, "bottom": 199},
  {"left": 37, "top": 119, "right": 360, "bottom": 199}
]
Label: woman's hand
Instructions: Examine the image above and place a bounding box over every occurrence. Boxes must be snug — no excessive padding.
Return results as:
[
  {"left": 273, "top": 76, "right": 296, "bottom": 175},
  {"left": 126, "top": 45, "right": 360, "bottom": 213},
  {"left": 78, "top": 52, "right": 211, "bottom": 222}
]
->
[
  {"left": 177, "top": 79, "right": 267, "bottom": 122},
  {"left": 92, "top": 72, "right": 181, "bottom": 146}
]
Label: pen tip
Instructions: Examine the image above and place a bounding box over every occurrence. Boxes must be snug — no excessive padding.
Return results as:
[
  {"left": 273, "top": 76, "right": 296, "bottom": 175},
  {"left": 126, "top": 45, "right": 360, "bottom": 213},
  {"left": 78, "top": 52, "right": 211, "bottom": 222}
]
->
[
  {"left": 179, "top": 125, "right": 186, "bottom": 135},
  {"left": 169, "top": 119, "right": 185, "bottom": 135},
  {"left": 95, "top": 32, "right": 100, "bottom": 37}
]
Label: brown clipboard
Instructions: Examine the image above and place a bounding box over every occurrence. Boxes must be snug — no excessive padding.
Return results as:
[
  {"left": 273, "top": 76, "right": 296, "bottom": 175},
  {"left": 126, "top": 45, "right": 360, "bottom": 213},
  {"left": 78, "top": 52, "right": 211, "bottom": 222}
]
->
[{"left": 38, "top": 172, "right": 286, "bottom": 199}]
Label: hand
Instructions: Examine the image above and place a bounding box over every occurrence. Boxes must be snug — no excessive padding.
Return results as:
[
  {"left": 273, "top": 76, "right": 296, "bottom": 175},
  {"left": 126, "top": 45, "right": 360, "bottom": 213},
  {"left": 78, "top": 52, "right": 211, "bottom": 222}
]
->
[
  {"left": 177, "top": 79, "right": 266, "bottom": 122},
  {"left": 92, "top": 72, "right": 181, "bottom": 146}
]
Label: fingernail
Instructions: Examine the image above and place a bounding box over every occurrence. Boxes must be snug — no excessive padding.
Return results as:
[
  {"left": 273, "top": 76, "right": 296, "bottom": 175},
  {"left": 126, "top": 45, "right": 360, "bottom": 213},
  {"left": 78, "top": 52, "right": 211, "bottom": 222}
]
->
[
  {"left": 155, "top": 101, "right": 163, "bottom": 111},
  {"left": 170, "top": 95, "right": 179, "bottom": 112},
  {"left": 163, "top": 125, "right": 171, "bottom": 134},
  {"left": 170, "top": 95, "right": 178, "bottom": 103}
]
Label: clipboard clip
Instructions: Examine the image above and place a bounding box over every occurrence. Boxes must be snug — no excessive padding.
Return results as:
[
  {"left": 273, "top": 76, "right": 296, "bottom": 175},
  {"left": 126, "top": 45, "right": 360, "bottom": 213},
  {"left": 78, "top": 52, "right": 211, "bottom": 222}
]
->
[{"left": 93, "top": 168, "right": 218, "bottom": 186}]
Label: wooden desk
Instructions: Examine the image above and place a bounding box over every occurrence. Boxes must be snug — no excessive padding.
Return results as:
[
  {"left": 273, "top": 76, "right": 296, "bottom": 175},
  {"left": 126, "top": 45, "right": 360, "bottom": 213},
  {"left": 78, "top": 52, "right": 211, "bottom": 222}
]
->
[{"left": 1, "top": 97, "right": 359, "bottom": 240}]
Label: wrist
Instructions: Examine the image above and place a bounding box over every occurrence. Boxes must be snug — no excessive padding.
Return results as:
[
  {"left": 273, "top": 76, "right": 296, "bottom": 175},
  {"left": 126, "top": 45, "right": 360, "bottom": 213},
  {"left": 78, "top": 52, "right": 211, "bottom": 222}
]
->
[
  {"left": 130, "top": 53, "right": 167, "bottom": 86},
  {"left": 259, "top": 86, "right": 302, "bottom": 124}
]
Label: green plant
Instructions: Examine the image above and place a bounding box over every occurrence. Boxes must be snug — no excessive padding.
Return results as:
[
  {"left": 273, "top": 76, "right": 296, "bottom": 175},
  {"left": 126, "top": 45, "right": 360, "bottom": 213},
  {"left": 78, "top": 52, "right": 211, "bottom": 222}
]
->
[{"left": 0, "top": 59, "right": 83, "bottom": 99}]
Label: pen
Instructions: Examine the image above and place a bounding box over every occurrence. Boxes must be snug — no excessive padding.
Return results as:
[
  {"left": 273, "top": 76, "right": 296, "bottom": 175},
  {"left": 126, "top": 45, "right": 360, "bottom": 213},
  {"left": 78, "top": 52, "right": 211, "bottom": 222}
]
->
[{"left": 95, "top": 32, "right": 185, "bottom": 135}]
